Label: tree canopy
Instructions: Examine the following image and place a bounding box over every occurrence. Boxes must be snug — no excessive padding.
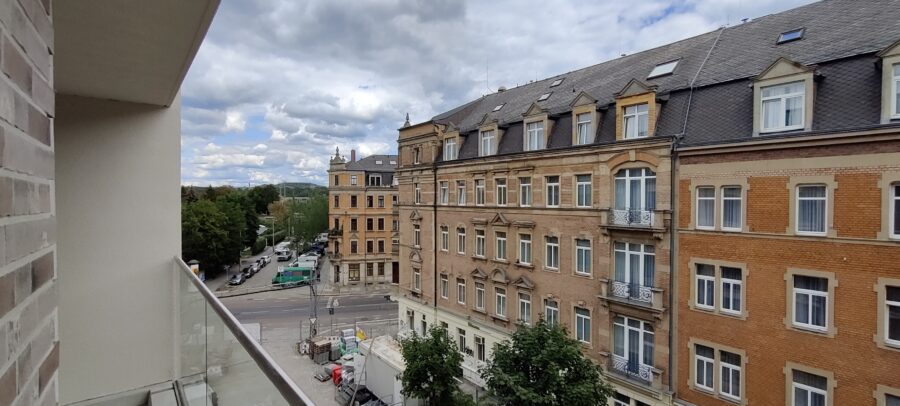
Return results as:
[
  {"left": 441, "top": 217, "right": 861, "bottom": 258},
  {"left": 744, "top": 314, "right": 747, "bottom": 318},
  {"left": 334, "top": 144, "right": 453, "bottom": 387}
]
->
[
  {"left": 248, "top": 184, "right": 280, "bottom": 214},
  {"left": 481, "top": 319, "right": 613, "bottom": 406},
  {"left": 400, "top": 326, "right": 467, "bottom": 406}
]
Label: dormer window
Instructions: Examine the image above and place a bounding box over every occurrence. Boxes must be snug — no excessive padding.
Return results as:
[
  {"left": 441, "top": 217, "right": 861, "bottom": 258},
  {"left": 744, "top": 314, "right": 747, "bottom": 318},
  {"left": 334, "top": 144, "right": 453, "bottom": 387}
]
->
[
  {"left": 648, "top": 60, "right": 678, "bottom": 79},
  {"left": 538, "top": 92, "right": 552, "bottom": 102},
  {"left": 444, "top": 137, "right": 458, "bottom": 161},
  {"left": 479, "top": 130, "right": 496, "bottom": 156},
  {"left": 623, "top": 104, "right": 649, "bottom": 139},
  {"left": 368, "top": 174, "right": 382, "bottom": 186},
  {"left": 575, "top": 113, "right": 591, "bottom": 145},
  {"left": 760, "top": 81, "right": 805, "bottom": 133},
  {"left": 375, "top": 160, "right": 382, "bottom": 165},
  {"left": 892, "top": 63, "right": 900, "bottom": 118},
  {"left": 524, "top": 121, "right": 544, "bottom": 151},
  {"left": 550, "top": 78, "right": 564, "bottom": 87},
  {"left": 493, "top": 104, "right": 504, "bottom": 112},
  {"left": 389, "top": 160, "right": 396, "bottom": 165},
  {"left": 777, "top": 28, "right": 804, "bottom": 44}
]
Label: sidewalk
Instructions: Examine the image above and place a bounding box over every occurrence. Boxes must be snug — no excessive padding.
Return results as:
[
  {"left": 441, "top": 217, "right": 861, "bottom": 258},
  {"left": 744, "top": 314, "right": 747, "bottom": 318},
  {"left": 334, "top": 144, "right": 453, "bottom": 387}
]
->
[
  {"left": 203, "top": 246, "right": 277, "bottom": 292},
  {"left": 260, "top": 325, "right": 341, "bottom": 406}
]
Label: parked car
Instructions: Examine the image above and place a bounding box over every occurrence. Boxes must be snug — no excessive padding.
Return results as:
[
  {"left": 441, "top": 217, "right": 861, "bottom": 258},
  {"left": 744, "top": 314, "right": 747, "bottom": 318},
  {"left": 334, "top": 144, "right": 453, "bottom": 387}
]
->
[
  {"left": 228, "top": 274, "right": 246, "bottom": 286},
  {"left": 255, "top": 258, "right": 265, "bottom": 268},
  {"left": 261, "top": 255, "right": 272, "bottom": 265},
  {"left": 250, "top": 263, "right": 260, "bottom": 275},
  {"left": 241, "top": 266, "right": 252, "bottom": 278}
]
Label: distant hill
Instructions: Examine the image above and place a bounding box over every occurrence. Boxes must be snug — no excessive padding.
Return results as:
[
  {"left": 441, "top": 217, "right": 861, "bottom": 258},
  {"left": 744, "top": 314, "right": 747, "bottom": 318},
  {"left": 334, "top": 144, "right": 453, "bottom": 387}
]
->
[{"left": 275, "top": 182, "right": 327, "bottom": 198}]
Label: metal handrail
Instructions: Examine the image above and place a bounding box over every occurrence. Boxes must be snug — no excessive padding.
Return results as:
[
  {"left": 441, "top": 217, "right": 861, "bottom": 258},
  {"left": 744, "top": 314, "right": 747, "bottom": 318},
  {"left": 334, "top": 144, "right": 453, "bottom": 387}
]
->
[{"left": 175, "top": 257, "right": 315, "bottom": 405}]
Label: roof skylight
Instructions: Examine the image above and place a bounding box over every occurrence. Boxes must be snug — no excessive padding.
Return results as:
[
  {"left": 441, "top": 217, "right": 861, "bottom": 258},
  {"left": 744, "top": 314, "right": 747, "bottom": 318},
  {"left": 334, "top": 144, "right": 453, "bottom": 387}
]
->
[
  {"left": 389, "top": 160, "right": 397, "bottom": 165},
  {"left": 648, "top": 60, "right": 679, "bottom": 78},
  {"left": 375, "top": 160, "right": 383, "bottom": 164},
  {"left": 550, "top": 78, "right": 564, "bottom": 87},
  {"left": 778, "top": 28, "right": 804, "bottom": 44},
  {"left": 492, "top": 104, "right": 504, "bottom": 112},
  {"left": 538, "top": 92, "right": 552, "bottom": 101}
]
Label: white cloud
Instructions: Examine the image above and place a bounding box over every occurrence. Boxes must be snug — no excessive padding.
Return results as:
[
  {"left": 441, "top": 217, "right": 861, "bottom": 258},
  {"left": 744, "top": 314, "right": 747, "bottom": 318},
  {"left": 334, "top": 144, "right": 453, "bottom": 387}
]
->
[{"left": 224, "top": 110, "right": 247, "bottom": 132}]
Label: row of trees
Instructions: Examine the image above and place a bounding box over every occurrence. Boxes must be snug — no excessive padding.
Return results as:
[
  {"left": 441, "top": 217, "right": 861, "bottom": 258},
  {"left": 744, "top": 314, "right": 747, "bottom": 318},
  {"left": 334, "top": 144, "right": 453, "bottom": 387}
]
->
[
  {"left": 266, "top": 192, "right": 329, "bottom": 252},
  {"left": 400, "top": 319, "right": 613, "bottom": 406}
]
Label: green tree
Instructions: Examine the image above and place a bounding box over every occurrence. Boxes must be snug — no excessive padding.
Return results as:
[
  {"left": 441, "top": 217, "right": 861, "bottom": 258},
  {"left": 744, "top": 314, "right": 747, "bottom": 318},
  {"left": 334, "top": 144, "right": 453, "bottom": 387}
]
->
[
  {"left": 400, "top": 327, "right": 465, "bottom": 406},
  {"left": 181, "top": 200, "right": 230, "bottom": 274},
  {"left": 481, "top": 319, "right": 613, "bottom": 406},
  {"left": 288, "top": 194, "right": 328, "bottom": 251},
  {"left": 215, "top": 197, "right": 245, "bottom": 267},
  {"left": 249, "top": 184, "right": 280, "bottom": 214}
]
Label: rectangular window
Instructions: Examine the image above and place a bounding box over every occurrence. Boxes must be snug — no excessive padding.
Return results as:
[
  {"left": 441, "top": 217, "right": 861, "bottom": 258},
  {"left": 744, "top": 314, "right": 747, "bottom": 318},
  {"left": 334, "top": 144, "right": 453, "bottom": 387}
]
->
[
  {"left": 368, "top": 174, "right": 381, "bottom": 186},
  {"left": 366, "top": 218, "right": 374, "bottom": 231},
  {"left": 457, "top": 181, "right": 466, "bottom": 205},
  {"left": 886, "top": 286, "right": 900, "bottom": 345},
  {"left": 792, "top": 370, "right": 827, "bottom": 406},
  {"left": 544, "top": 299, "right": 559, "bottom": 326},
  {"left": 722, "top": 186, "right": 742, "bottom": 230},
  {"left": 496, "top": 178, "right": 507, "bottom": 206},
  {"left": 413, "top": 269, "right": 421, "bottom": 291},
  {"left": 761, "top": 81, "right": 804, "bottom": 132},
  {"left": 475, "top": 282, "right": 485, "bottom": 310},
  {"left": 475, "top": 179, "right": 485, "bottom": 205},
  {"left": 694, "top": 344, "right": 714, "bottom": 391},
  {"left": 350, "top": 218, "right": 358, "bottom": 231},
  {"left": 495, "top": 287, "right": 507, "bottom": 317},
  {"left": 377, "top": 217, "right": 385, "bottom": 230},
  {"left": 439, "top": 181, "right": 448, "bottom": 204},
  {"left": 367, "top": 195, "right": 373, "bottom": 208},
  {"left": 612, "top": 316, "right": 654, "bottom": 373},
  {"left": 457, "top": 227, "right": 466, "bottom": 254},
  {"left": 888, "top": 394, "right": 900, "bottom": 406},
  {"left": 519, "top": 177, "right": 532, "bottom": 207},
  {"left": 519, "top": 292, "right": 532, "bottom": 325},
  {"left": 720, "top": 351, "right": 741, "bottom": 400},
  {"left": 793, "top": 275, "right": 828, "bottom": 331},
  {"left": 518, "top": 234, "right": 532, "bottom": 265},
  {"left": 614, "top": 242, "right": 655, "bottom": 299},
  {"left": 623, "top": 103, "right": 649, "bottom": 139},
  {"left": 545, "top": 236, "right": 559, "bottom": 270},
  {"left": 475, "top": 229, "right": 485, "bottom": 257},
  {"left": 575, "top": 239, "right": 592, "bottom": 275},
  {"left": 334, "top": 175, "right": 340, "bottom": 186},
  {"left": 894, "top": 63, "right": 900, "bottom": 117},
  {"left": 797, "top": 185, "right": 826, "bottom": 235},
  {"left": 479, "top": 130, "right": 495, "bottom": 156},
  {"left": 440, "top": 274, "right": 448, "bottom": 298},
  {"left": 444, "top": 138, "right": 457, "bottom": 161},
  {"left": 378, "top": 239, "right": 385, "bottom": 253},
  {"left": 524, "top": 121, "right": 544, "bottom": 151},
  {"left": 457, "top": 328, "right": 467, "bottom": 353},
  {"left": 475, "top": 335, "right": 485, "bottom": 361},
  {"left": 333, "top": 195, "right": 340, "bottom": 208},
  {"left": 697, "top": 187, "right": 715, "bottom": 229},
  {"left": 392, "top": 195, "right": 398, "bottom": 204},
  {"left": 351, "top": 195, "right": 358, "bottom": 208},
  {"left": 413, "top": 225, "right": 421, "bottom": 247},
  {"left": 576, "top": 113, "right": 591, "bottom": 145},
  {"left": 576, "top": 174, "right": 592, "bottom": 207},
  {"left": 696, "top": 264, "right": 715, "bottom": 309},
  {"left": 457, "top": 279, "right": 466, "bottom": 305},
  {"left": 392, "top": 220, "right": 399, "bottom": 231},
  {"left": 440, "top": 226, "right": 449, "bottom": 251},
  {"left": 378, "top": 196, "right": 384, "bottom": 208},
  {"left": 495, "top": 231, "right": 507, "bottom": 260},
  {"left": 546, "top": 176, "right": 560, "bottom": 207},
  {"left": 414, "top": 183, "right": 421, "bottom": 204},
  {"left": 366, "top": 240, "right": 374, "bottom": 253},
  {"left": 575, "top": 307, "right": 591, "bottom": 343},
  {"left": 893, "top": 183, "right": 900, "bottom": 238},
  {"left": 351, "top": 240, "right": 358, "bottom": 254},
  {"left": 349, "top": 264, "right": 360, "bottom": 281},
  {"left": 348, "top": 175, "right": 356, "bottom": 186},
  {"left": 721, "top": 267, "right": 743, "bottom": 314}
]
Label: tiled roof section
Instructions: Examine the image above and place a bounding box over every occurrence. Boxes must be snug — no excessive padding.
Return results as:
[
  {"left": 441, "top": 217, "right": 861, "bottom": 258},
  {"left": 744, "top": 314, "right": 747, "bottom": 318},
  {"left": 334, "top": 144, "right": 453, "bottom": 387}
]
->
[
  {"left": 345, "top": 155, "right": 399, "bottom": 172},
  {"left": 430, "top": 0, "right": 900, "bottom": 136}
]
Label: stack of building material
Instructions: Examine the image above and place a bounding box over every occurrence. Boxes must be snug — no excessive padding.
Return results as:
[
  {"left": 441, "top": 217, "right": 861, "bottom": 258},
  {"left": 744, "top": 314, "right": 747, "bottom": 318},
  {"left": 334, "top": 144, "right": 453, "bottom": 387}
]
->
[
  {"left": 310, "top": 337, "right": 332, "bottom": 364},
  {"left": 340, "top": 329, "right": 358, "bottom": 353}
]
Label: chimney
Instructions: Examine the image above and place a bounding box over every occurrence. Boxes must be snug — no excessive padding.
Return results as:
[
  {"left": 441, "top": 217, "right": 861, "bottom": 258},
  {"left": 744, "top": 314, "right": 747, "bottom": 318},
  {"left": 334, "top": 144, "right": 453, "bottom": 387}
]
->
[
  {"left": 497, "top": 86, "right": 507, "bottom": 92},
  {"left": 351, "top": 149, "right": 356, "bottom": 162}
]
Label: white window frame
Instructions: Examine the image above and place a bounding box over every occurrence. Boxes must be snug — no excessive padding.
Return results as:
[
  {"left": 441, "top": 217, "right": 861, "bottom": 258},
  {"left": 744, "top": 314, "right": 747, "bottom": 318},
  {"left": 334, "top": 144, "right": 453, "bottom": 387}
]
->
[
  {"left": 440, "top": 226, "right": 449, "bottom": 251},
  {"left": 576, "top": 174, "right": 592, "bottom": 207},
  {"left": 575, "top": 239, "right": 592, "bottom": 276},
  {"left": 575, "top": 307, "right": 591, "bottom": 343},
  {"left": 519, "top": 177, "right": 532, "bottom": 207},
  {"left": 796, "top": 184, "right": 827, "bottom": 236},
  {"left": 457, "top": 180, "right": 466, "bottom": 205},
  {"left": 721, "top": 186, "right": 743, "bottom": 231},
  {"left": 694, "top": 345, "right": 715, "bottom": 392},
  {"left": 890, "top": 183, "right": 899, "bottom": 239},
  {"left": 518, "top": 233, "right": 532, "bottom": 265},
  {"left": 444, "top": 138, "right": 457, "bottom": 161},
  {"left": 696, "top": 264, "right": 716, "bottom": 310},
  {"left": 545, "top": 176, "right": 560, "bottom": 207},
  {"left": 413, "top": 147, "right": 420, "bottom": 164},
  {"left": 475, "top": 179, "right": 485, "bottom": 206},
  {"left": 792, "top": 276, "right": 829, "bottom": 332},
  {"left": 719, "top": 351, "right": 742, "bottom": 401},
  {"left": 495, "top": 287, "right": 507, "bottom": 317},
  {"left": 614, "top": 168, "right": 656, "bottom": 212},
  {"left": 440, "top": 274, "right": 448, "bottom": 298},
  {"left": 544, "top": 299, "right": 559, "bottom": 326},
  {"left": 623, "top": 103, "right": 649, "bottom": 139},
  {"left": 760, "top": 81, "right": 805, "bottom": 133},
  {"left": 893, "top": 63, "right": 900, "bottom": 118},
  {"left": 413, "top": 225, "right": 421, "bottom": 247},
  {"left": 496, "top": 178, "right": 507, "bottom": 206},
  {"left": 475, "top": 335, "right": 485, "bottom": 361},
  {"left": 439, "top": 181, "right": 449, "bottom": 205},
  {"left": 475, "top": 229, "right": 485, "bottom": 257},
  {"left": 495, "top": 231, "right": 507, "bottom": 261},
  {"left": 518, "top": 292, "right": 532, "bottom": 325},
  {"left": 614, "top": 242, "right": 655, "bottom": 287},
  {"left": 457, "top": 279, "right": 466, "bottom": 305},
  {"left": 368, "top": 174, "right": 382, "bottom": 186},
  {"left": 350, "top": 175, "right": 357, "bottom": 185},
  {"left": 720, "top": 268, "right": 742, "bottom": 315},
  {"left": 613, "top": 316, "right": 654, "bottom": 369},
  {"left": 413, "top": 269, "right": 421, "bottom": 291},
  {"left": 414, "top": 183, "right": 421, "bottom": 204},
  {"left": 792, "top": 374, "right": 828, "bottom": 406},
  {"left": 524, "top": 121, "right": 544, "bottom": 151},
  {"left": 479, "top": 130, "right": 495, "bottom": 156},
  {"left": 545, "top": 236, "right": 559, "bottom": 270},
  {"left": 696, "top": 186, "right": 716, "bottom": 229},
  {"left": 885, "top": 285, "right": 900, "bottom": 346},
  {"left": 575, "top": 113, "right": 591, "bottom": 145},
  {"left": 457, "top": 228, "right": 466, "bottom": 254},
  {"left": 475, "top": 282, "right": 485, "bottom": 310}
]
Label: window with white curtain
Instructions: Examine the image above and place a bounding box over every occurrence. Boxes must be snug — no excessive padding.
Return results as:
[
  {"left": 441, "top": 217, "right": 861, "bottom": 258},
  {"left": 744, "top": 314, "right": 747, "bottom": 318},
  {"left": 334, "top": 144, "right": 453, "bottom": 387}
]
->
[
  {"left": 479, "top": 130, "right": 495, "bottom": 156},
  {"left": 519, "top": 177, "right": 532, "bottom": 207},
  {"left": 576, "top": 239, "right": 592, "bottom": 275},
  {"left": 457, "top": 180, "right": 466, "bottom": 205},
  {"left": 495, "top": 287, "right": 507, "bottom": 317},
  {"left": 413, "top": 269, "right": 421, "bottom": 291},
  {"left": 614, "top": 242, "right": 655, "bottom": 288},
  {"left": 519, "top": 234, "right": 532, "bottom": 265},
  {"left": 440, "top": 274, "right": 448, "bottom": 298},
  {"left": 475, "top": 229, "right": 485, "bottom": 257},
  {"left": 721, "top": 267, "right": 743, "bottom": 314},
  {"left": 720, "top": 351, "right": 742, "bottom": 400},
  {"left": 546, "top": 176, "right": 560, "bottom": 207},
  {"left": 613, "top": 316, "right": 654, "bottom": 372},
  {"left": 793, "top": 275, "right": 828, "bottom": 331},
  {"left": 623, "top": 103, "right": 649, "bottom": 139},
  {"left": 891, "top": 183, "right": 899, "bottom": 238},
  {"left": 524, "top": 121, "right": 544, "bottom": 151},
  {"left": 457, "top": 227, "right": 466, "bottom": 254},
  {"left": 439, "top": 181, "right": 448, "bottom": 204},
  {"left": 791, "top": 369, "right": 827, "bottom": 406},
  {"left": 761, "top": 81, "right": 805, "bottom": 132},
  {"left": 544, "top": 299, "right": 559, "bottom": 326},
  {"left": 545, "top": 236, "right": 559, "bottom": 270},
  {"left": 576, "top": 174, "right": 592, "bottom": 207},
  {"left": 495, "top": 231, "right": 507, "bottom": 260},
  {"left": 615, "top": 168, "right": 656, "bottom": 212},
  {"left": 886, "top": 286, "right": 900, "bottom": 345},
  {"left": 797, "top": 185, "right": 826, "bottom": 235},
  {"left": 475, "top": 282, "right": 485, "bottom": 310},
  {"left": 475, "top": 179, "right": 485, "bottom": 205},
  {"left": 576, "top": 113, "right": 592, "bottom": 145},
  {"left": 518, "top": 292, "right": 532, "bottom": 325},
  {"left": 443, "top": 138, "right": 457, "bottom": 160},
  {"left": 695, "top": 344, "right": 714, "bottom": 391},
  {"left": 696, "top": 264, "right": 715, "bottom": 309},
  {"left": 496, "top": 178, "right": 507, "bottom": 206},
  {"left": 892, "top": 63, "right": 899, "bottom": 117},
  {"left": 696, "top": 187, "right": 716, "bottom": 229},
  {"left": 575, "top": 307, "right": 591, "bottom": 343},
  {"left": 722, "top": 186, "right": 742, "bottom": 230},
  {"left": 440, "top": 226, "right": 448, "bottom": 251},
  {"left": 457, "top": 279, "right": 466, "bottom": 305}
]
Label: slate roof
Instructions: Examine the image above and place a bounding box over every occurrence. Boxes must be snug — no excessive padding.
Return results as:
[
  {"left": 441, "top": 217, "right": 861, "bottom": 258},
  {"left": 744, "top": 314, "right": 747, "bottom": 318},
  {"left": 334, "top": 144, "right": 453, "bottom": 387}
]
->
[
  {"left": 345, "top": 155, "right": 398, "bottom": 172},
  {"left": 428, "top": 0, "right": 900, "bottom": 153}
]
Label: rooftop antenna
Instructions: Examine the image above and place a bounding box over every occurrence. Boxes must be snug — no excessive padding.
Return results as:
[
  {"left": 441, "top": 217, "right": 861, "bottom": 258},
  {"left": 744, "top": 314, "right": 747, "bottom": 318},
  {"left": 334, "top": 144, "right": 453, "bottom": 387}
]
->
[{"left": 485, "top": 62, "right": 491, "bottom": 93}]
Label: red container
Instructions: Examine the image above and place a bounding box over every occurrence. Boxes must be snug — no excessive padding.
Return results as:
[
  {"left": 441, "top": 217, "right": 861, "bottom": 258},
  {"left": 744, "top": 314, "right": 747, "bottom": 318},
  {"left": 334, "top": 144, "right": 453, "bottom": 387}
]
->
[{"left": 332, "top": 365, "right": 342, "bottom": 385}]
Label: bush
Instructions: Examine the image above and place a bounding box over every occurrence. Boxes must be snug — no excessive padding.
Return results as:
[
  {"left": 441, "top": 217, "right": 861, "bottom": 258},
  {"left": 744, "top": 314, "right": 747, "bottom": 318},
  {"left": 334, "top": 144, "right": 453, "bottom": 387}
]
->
[{"left": 251, "top": 230, "right": 286, "bottom": 255}]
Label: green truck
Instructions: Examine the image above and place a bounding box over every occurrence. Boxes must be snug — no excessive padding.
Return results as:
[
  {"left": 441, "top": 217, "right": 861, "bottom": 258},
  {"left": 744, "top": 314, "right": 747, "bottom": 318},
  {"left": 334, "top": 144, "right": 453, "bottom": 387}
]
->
[{"left": 272, "top": 266, "right": 315, "bottom": 287}]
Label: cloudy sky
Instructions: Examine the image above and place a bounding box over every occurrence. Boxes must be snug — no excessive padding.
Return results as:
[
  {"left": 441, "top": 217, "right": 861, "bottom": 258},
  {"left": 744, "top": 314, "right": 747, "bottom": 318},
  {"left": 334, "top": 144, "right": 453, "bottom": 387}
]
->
[{"left": 180, "top": 0, "right": 815, "bottom": 186}]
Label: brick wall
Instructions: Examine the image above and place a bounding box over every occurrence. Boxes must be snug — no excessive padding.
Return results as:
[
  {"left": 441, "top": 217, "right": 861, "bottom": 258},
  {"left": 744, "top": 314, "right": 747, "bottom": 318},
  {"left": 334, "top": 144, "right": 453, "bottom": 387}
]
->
[
  {"left": 747, "top": 176, "right": 789, "bottom": 233},
  {"left": 834, "top": 172, "right": 881, "bottom": 238},
  {"left": 0, "top": 0, "right": 57, "bottom": 405}
]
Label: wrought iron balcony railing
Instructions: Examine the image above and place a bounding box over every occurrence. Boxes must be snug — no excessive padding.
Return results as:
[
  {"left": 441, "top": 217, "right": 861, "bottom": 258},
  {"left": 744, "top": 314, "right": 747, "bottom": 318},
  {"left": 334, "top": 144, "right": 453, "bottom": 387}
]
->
[
  {"left": 610, "top": 208, "right": 655, "bottom": 226},
  {"left": 609, "top": 354, "right": 653, "bottom": 384},
  {"left": 328, "top": 228, "right": 343, "bottom": 237},
  {"left": 610, "top": 280, "right": 653, "bottom": 303}
]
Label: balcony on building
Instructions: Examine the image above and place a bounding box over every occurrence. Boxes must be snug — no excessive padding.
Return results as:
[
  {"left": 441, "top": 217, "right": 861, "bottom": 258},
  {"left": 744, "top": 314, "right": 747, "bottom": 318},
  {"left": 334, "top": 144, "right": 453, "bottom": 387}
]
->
[
  {"left": 328, "top": 227, "right": 344, "bottom": 237},
  {"left": 598, "top": 279, "right": 665, "bottom": 313},
  {"left": 605, "top": 354, "right": 665, "bottom": 390},
  {"left": 599, "top": 207, "right": 669, "bottom": 236}
]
